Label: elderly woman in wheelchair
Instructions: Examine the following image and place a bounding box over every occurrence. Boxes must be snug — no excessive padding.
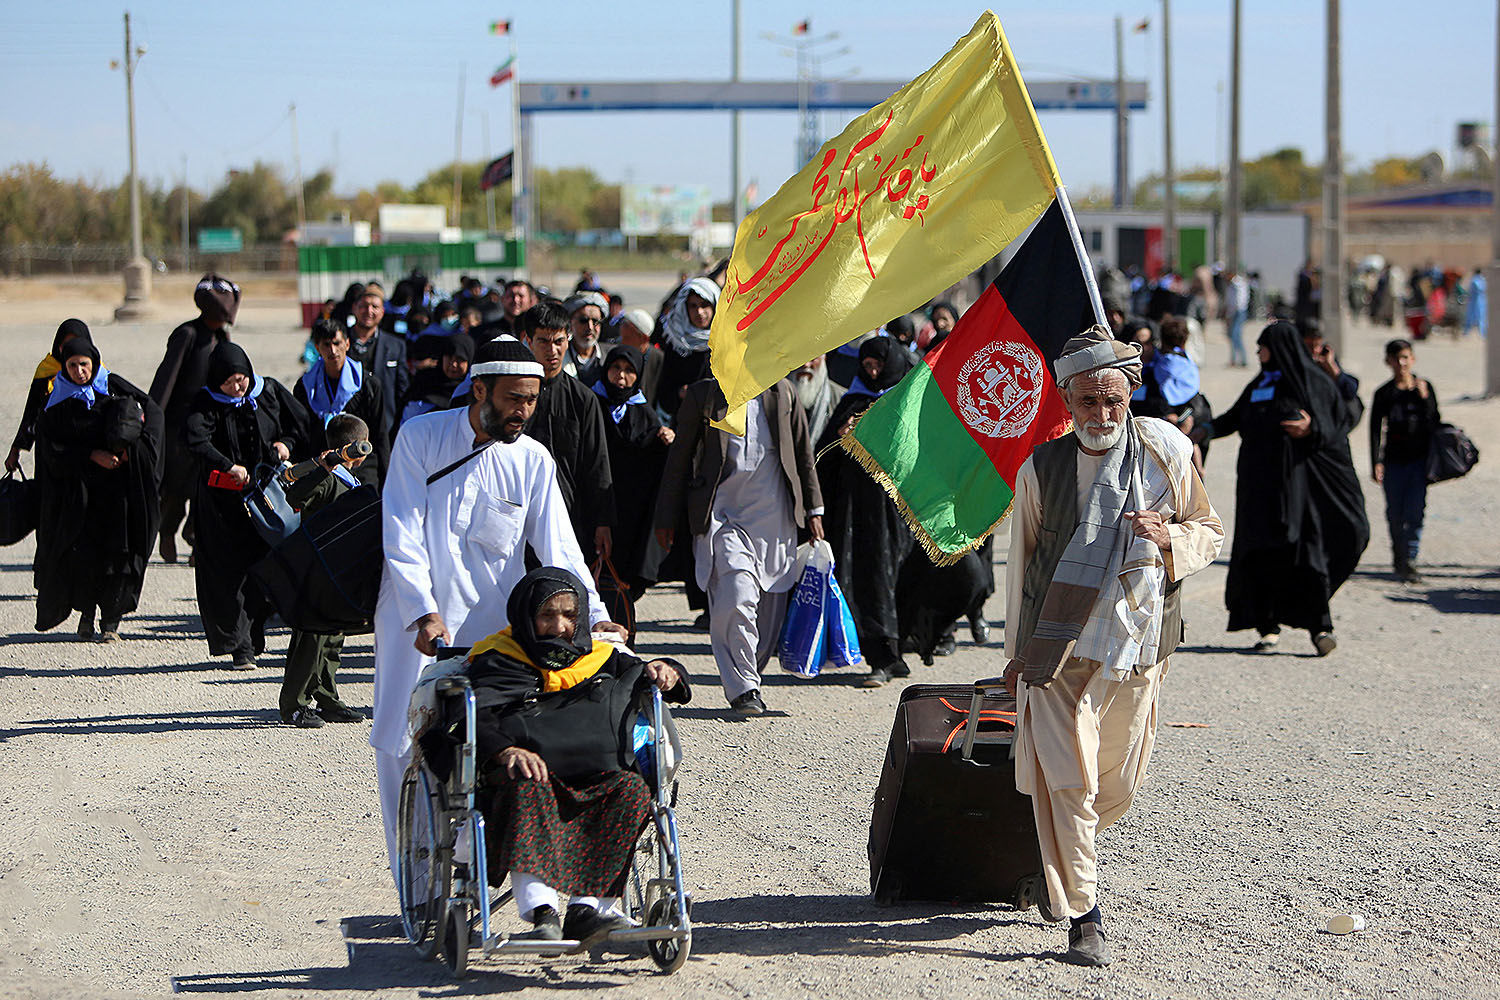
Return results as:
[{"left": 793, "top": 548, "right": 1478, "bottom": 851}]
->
[{"left": 403, "top": 565, "right": 692, "bottom": 972}]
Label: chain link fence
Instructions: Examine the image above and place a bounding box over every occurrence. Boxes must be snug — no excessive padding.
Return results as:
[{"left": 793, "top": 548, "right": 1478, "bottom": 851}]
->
[{"left": 0, "top": 243, "right": 296, "bottom": 277}]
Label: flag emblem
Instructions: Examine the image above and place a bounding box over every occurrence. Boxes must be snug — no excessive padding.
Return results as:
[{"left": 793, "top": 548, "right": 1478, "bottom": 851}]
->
[{"left": 954, "top": 341, "right": 1046, "bottom": 440}]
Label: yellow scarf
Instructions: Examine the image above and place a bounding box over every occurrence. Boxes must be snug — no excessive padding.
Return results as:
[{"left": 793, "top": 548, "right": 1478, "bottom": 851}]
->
[
  {"left": 33, "top": 355, "right": 61, "bottom": 382},
  {"left": 467, "top": 627, "right": 615, "bottom": 693}
]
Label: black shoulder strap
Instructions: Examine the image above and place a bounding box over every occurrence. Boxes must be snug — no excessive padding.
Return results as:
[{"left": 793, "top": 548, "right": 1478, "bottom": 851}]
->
[{"left": 426, "top": 441, "right": 494, "bottom": 486}]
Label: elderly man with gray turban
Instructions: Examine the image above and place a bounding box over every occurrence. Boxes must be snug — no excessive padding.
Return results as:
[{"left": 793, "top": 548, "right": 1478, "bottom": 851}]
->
[{"left": 1001, "top": 324, "right": 1224, "bottom": 967}]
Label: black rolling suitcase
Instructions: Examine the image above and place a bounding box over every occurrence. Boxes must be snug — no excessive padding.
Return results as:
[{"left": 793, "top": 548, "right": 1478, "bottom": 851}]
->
[{"left": 868, "top": 680, "right": 1045, "bottom": 909}]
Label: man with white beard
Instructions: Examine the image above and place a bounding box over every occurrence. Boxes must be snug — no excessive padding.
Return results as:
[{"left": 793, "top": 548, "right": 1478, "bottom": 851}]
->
[
  {"left": 792, "top": 354, "right": 844, "bottom": 443},
  {"left": 1002, "top": 325, "right": 1223, "bottom": 968}
]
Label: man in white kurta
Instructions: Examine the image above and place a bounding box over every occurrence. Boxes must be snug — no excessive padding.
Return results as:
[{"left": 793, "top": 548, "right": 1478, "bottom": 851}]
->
[
  {"left": 1003, "top": 327, "right": 1222, "bottom": 968},
  {"left": 371, "top": 341, "right": 609, "bottom": 873}
]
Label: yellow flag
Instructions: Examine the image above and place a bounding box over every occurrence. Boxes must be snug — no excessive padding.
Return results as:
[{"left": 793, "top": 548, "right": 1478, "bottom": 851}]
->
[{"left": 709, "top": 10, "right": 1062, "bottom": 433}]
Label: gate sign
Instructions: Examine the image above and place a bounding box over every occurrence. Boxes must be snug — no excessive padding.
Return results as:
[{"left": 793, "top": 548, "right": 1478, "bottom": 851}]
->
[
  {"left": 197, "top": 228, "right": 243, "bottom": 254},
  {"left": 621, "top": 184, "right": 712, "bottom": 237}
]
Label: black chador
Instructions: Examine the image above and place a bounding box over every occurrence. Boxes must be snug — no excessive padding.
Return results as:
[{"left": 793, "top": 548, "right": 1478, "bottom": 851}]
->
[
  {"left": 33, "top": 335, "right": 164, "bottom": 635},
  {"left": 182, "top": 342, "right": 309, "bottom": 665}
]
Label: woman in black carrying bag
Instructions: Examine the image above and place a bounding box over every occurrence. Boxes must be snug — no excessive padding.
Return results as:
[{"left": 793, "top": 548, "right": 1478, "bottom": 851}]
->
[{"left": 183, "top": 342, "right": 310, "bottom": 668}]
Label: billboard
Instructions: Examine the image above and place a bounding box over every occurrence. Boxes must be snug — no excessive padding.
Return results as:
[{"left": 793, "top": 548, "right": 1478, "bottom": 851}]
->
[{"left": 621, "top": 184, "right": 712, "bottom": 236}]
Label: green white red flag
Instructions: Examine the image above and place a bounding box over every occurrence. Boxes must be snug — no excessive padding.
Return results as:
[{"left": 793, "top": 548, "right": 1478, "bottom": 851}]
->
[{"left": 838, "top": 200, "right": 1096, "bottom": 562}]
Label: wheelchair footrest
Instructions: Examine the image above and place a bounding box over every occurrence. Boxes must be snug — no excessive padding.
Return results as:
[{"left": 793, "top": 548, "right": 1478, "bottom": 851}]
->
[{"left": 488, "top": 937, "right": 584, "bottom": 956}]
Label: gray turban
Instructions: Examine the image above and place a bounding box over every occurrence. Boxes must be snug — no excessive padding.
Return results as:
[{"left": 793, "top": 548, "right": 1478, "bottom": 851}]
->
[{"left": 1053, "top": 323, "right": 1143, "bottom": 389}]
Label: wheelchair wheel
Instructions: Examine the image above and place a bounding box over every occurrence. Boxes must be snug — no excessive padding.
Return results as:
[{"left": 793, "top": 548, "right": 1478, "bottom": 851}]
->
[
  {"left": 443, "top": 900, "right": 469, "bottom": 978},
  {"left": 645, "top": 896, "right": 690, "bottom": 973},
  {"left": 396, "top": 766, "right": 449, "bottom": 959}
]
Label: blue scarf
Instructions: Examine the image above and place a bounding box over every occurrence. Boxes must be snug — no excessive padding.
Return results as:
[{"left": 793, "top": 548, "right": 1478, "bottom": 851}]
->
[
  {"left": 45, "top": 368, "right": 111, "bottom": 410},
  {"left": 207, "top": 374, "right": 265, "bottom": 409},
  {"left": 844, "top": 375, "right": 886, "bottom": 399},
  {"left": 450, "top": 375, "right": 472, "bottom": 402},
  {"left": 590, "top": 378, "right": 646, "bottom": 424},
  {"left": 301, "top": 358, "right": 363, "bottom": 423}
]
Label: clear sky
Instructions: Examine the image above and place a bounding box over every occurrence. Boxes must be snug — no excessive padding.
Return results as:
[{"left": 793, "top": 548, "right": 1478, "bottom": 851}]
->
[{"left": 1, "top": 0, "right": 1493, "bottom": 207}]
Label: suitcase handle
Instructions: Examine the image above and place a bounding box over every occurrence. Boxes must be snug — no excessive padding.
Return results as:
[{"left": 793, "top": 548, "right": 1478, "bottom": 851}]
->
[{"left": 948, "top": 685, "right": 1017, "bottom": 765}]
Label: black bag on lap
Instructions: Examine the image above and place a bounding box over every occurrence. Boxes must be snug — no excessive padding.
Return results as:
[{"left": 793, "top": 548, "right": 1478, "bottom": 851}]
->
[
  {"left": 0, "top": 468, "right": 38, "bottom": 546},
  {"left": 1427, "top": 423, "right": 1479, "bottom": 484},
  {"left": 249, "top": 484, "right": 382, "bottom": 634}
]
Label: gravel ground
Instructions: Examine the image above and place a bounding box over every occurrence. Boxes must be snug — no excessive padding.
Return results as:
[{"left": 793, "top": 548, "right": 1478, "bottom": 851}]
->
[{"left": 0, "top": 281, "right": 1496, "bottom": 999}]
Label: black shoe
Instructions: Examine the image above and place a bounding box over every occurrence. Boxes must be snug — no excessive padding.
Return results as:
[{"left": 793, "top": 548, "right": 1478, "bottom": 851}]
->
[
  {"left": 729, "top": 690, "right": 766, "bottom": 715},
  {"left": 563, "top": 903, "right": 633, "bottom": 945},
  {"left": 888, "top": 659, "right": 911, "bottom": 679},
  {"left": 97, "top": 621, "right": 122, "bottom": 643},
  {"left": 691, "top": 611, "right": 711, "bottom": 631},
  {"left": 1312, "top": 631, "right": 1337, "bottom": 657},
  {"left": 934, "top": 635, "right": 957, "bottom": 657},
  {"left": 1067, "top": 920, "right": 1112, "bottom": 967},
  {"left": 288, "top": 707, "right": 325, "bottom": 729},
  {"left": 969, "top": 614, "right": 991, "bottom": 645},
  {"left": 77, "top": 615, "right": 95, "bottom": 640},
  {"left": 512, "top": 905, "right": 562, "bottom": 941},
  {"left": 229, "top": 654, "right": 256, "bottom": 671},
  {"left": 317, "top": 703, "right": 365, "bottom": 723},
  {"left": 159, "top": 533, "right": 178, "bottom": 564},
  {"left": 859, "top": 668, "right": 890, "bottom": 688}
]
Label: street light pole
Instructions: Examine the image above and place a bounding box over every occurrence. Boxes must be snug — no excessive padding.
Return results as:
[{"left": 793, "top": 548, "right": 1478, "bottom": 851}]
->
[
  {"left": 1162, "top": 0, "right": 1176, "bottom": 271},
  {"left": 115, "top": 10, "right": 151, "bottom": 321},
  {"left": 1225, "top": 0, "right": 1243, "bottom": 280},
  {"left": 1114, "top": 15, "right": 1129, "bottom": 208},
  {"left": 1488, "top": 0, "right": 1500, "bottom": 396},
  {"left": 1321, "top": 0, "right": 1345, "bottom": 354}
]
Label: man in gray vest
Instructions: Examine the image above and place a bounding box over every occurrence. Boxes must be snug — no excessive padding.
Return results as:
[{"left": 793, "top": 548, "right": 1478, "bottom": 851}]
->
[{"left": 1002, "top": 325, "right": 1223, "bottom": 967}]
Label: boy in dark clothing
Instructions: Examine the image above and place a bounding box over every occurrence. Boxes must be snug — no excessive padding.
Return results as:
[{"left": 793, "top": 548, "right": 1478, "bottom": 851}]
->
[
  {"left": 1370, "top": 339, "right": 1441, "bottom": 583},
  {"left": 279, "top": 414, "right": 369, "bottom": 727}
]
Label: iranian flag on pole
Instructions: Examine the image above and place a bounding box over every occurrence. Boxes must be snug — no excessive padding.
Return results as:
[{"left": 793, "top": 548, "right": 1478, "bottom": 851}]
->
[{"left": 839, "top": 198, "right": 1096, "bottom": 562}]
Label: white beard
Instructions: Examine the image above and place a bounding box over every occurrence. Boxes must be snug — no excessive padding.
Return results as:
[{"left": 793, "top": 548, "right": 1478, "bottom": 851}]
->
[
  {"left": 794, "top": 363, "right": 829, "bottom": 411},
  {"left": 1075, "top": 421, "right": 1125, "bottom": 451}
]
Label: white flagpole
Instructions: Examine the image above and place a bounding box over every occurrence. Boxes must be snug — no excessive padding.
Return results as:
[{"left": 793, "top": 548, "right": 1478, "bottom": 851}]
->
[
  {"left": 510, "top": 32, "right": 522, "bottom": 246},
  {"left": 1055, "top": 185, "right": 1108, "bottom": 326}
]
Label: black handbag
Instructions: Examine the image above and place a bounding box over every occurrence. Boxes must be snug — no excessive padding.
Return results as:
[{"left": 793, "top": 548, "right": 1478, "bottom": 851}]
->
[
  {"left": 0, "top": 467, "right": 38, "bottom": 546},
  {"left": 248, "top": 484, "right": 382, "bottom": 633},
  {"left": 1427, "top": 423, "right": 1479, "bottom": 484},
  {"left": 492, "top": 663, "right": 649, "bottom": 782}
]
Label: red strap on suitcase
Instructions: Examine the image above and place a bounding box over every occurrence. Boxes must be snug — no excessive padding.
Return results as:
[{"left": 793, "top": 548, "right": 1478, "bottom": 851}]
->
[{"left": 937, "top": 697, "right": 1016, "bottom": 754}]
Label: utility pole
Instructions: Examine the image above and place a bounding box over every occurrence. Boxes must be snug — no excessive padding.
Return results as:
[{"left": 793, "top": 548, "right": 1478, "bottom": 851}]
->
[
  {"left": 731, "top": 0, "right": 743, "bottom": 230},
  {"left": 1162, "top": 0, "right": 1177, "bottom": 271},
  {"left": 180, "top": 154, "right": 189, "bottom": 274},
  {"left": 1225, "top": 0, "right": 1243, "bottom": 279},
  {"left": 289, "top": 102, "right": 307, "bottom": 237},
  {"left": 1488, "top": 0, "right": 1500, "bottom": 396},
  {"left": 114, "top": 10, "right": 151, "bottom": 321},
  {"left": 452, "top": 67, "right": 466, "bottom": 229},
  {"left": 1320, "top": 0, "right": 1345, "bottom": 353},
  {"left": 477, "top": 110, "right": 496, "bottom": 234},
  {"left": 1114, "top": 15, "right": 1130, "bottom": 207}
]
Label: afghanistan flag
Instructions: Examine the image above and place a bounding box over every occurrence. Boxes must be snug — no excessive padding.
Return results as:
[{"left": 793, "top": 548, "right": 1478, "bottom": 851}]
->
[
  {"left": 479, "top": 152, "right": 514, "bottom": 191},
  {"left": 838, "top": 200, "right": 1096, "bottom": 562},
  {"left": 708, "top": 11, "right": 1062, "bottom": 435}
]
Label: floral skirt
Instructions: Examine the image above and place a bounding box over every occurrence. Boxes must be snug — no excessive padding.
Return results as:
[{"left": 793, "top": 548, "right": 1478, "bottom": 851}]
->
[{"left": 483, "top": 769, "right": 650, "bottom": 895}]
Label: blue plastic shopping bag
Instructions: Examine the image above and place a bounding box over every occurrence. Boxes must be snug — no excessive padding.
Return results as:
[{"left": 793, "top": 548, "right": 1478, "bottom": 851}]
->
[
  {"left": 823, "top": 565, "right": 862, "bottom": 667},
  {"left": 778, "top": 542, "right": 830, "bottom": 677}
]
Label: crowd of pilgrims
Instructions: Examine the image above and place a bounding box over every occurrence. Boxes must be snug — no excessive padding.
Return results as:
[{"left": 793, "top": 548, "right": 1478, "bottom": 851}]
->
[{"left": 5, "top": 260, "right": 1436, "bottom": 720}]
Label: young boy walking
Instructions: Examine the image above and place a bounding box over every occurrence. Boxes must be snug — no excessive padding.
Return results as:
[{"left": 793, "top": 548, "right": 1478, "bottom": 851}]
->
[
  {"left": 280, "top": 414, "right": 369, "bottom": 727},
  {"left": 1370, "top": 339, "right": 1441, "bottom": 583}
]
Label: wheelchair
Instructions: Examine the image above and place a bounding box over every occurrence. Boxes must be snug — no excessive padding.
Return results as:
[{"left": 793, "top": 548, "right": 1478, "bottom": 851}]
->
[{"left": 395, "top": 647, "right": 692, "bottom": 977}]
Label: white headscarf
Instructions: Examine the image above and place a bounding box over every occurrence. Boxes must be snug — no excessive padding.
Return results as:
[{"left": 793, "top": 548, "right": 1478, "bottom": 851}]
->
[{"left": 661, "top": 276, "right": 721, "bottom": 355}]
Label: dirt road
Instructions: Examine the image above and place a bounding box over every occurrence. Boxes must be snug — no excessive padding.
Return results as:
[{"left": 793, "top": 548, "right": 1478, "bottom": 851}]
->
[{"left": 0, "top": 283, "right": 1495, "bottom": 999}]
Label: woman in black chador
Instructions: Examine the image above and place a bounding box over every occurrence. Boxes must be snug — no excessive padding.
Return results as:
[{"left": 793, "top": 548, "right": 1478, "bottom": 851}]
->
[
  {"left": 1213, "top": 321, "right": 1369, "bottom": 656},
  {"left": 183, "top": 342, "right": 309, "bottom": 668},
  {"left": 33, "top": 332, "right": 164, "bottom": 640},
  {"left": 461, "top": 567, "right": 690, "bottom": 942}
]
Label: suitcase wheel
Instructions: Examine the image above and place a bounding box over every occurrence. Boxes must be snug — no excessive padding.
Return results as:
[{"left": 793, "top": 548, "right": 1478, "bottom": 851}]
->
[
  {"left": 872, "top": 872, "right": 904, "bottom": 907},
  {"left": 1011, "top": 874, "right": 1043, "bottom": 911}
]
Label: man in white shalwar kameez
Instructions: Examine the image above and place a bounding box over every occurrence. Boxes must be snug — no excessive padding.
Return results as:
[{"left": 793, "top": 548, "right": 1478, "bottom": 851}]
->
[
  {"left": 1003, "top": 326, "right": 1223, "bottom": 968},
  {"left": 371, "top": 337, "right": 614, "bottom": 874},
  {"left": 654, "top": 378, "right": 823, "bottom": 715}
]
